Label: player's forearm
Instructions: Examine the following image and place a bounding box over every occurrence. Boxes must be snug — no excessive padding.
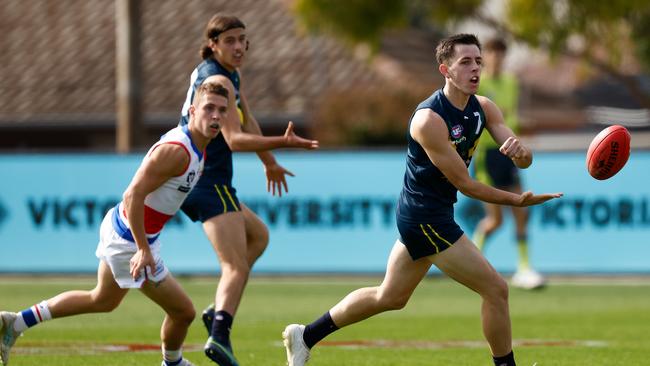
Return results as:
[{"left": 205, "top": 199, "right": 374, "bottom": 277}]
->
[
  {"left": 257, "top": 150, "right": 277, "bottom": 165},
  {"left": 225, "top": 131, "right": 287, "bottom": 151},
  {"left": 241, "top": 119, "right": 275, "bottom": 162},
  {"left": 457, "top": 178, "right": 521, "bottom": 206},
  {"left": 240, "top": 112, "right": 277, "bottom": 162},
  {"left": 122, "top": 192, "right": 150, "bottom": 251}
]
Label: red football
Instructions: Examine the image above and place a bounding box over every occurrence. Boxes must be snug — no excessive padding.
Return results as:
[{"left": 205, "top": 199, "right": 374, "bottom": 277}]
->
[{"left": 586, "top": 125, "right": 631, "bottom": 180}]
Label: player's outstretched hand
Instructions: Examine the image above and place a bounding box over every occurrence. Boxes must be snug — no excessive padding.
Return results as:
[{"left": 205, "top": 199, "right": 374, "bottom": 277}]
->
[
  {"left": 517, "top": 191, "right": 563, "bottom": 207},
  {"left": 265, "top": 162, "right": 294, "bottom": 197},
  {"left": 284, "top": 121, "right": 319, "bottom": 149}
]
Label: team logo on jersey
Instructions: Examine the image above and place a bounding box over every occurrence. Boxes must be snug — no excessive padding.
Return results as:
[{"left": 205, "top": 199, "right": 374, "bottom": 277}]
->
[
  {"left": 187, "top": 171, "right": 196, "bottom": 184},
  {"left": 178, "top": 170, "right": 197, "bottom": 193},
  {"left": 451, "top": 124, "right": 464, "bottom": 139}
]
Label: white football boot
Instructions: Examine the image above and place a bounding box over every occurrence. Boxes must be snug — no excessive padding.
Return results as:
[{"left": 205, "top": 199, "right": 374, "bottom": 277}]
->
[
  {"left": 511, "top": 268, "right": 546, "bottom": 290},
  {"left": 0, "top": 312, "right": 22, "bottom": 365},
  {"left": 283, "top": 324, "right": 310, "bottom": 366}
]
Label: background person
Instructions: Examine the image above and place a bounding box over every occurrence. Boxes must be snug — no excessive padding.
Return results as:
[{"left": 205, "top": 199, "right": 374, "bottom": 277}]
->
[{"left": 472, "top": 37, "right": 544, "bottom": 290}]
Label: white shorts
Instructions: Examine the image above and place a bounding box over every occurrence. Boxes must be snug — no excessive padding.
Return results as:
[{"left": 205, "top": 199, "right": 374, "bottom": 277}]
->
[{"left": 95, "top": 208, "right": 170, "bottom": 289}]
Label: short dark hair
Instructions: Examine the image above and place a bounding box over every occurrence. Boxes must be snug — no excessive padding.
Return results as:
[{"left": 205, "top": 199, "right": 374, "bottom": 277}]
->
[
  {"left": 484, "top": 37, "right": 508, "bottom": 52},
  {"left": 435, "top": 34, "right": 481, "bottom": 65},
  {"left": 200, "top": 14, "right": 246, "bottom": 60},
  {"left": 194, "top": 82, "right": 229, "bottom": 106}
]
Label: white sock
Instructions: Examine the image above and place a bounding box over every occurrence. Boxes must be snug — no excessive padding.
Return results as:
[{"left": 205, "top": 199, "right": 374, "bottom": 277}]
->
[
  {"left": 14, "top": 301, "right": 52, "bottom": 332},
  {"left": 162, "top": 347, "right": 183, "bottom": 364}
]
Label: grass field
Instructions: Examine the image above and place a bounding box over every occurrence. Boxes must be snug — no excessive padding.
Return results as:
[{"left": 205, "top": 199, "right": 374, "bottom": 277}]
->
[{"left": 1, "top": 275, "right": 649, "bottom": 366}]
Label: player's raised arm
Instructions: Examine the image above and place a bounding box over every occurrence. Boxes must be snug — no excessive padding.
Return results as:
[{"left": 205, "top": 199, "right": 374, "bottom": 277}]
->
[
  {"left": 203, "top": 75, "right": 319, "bottom": 152},
  {"left": 478, "top": 96, "right": 532, "bottom": 169},
  {"left": 410, "top": 109, "right": 561, "bottom": 207},
  {"left": 236, "top": 75, "right": 295, "bottom": 196},
  {"left": 121, "top": 144, "right": 189, "bottom": 279}
]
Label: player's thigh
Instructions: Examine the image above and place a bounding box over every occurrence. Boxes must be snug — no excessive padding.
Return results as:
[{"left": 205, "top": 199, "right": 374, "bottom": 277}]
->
[
  {"left": 379, "top": 241, "right": 432, "bottom": 299},
  {"left": 240, "top": 203, "right": 268, "bottom": 242},
  {"left": 94, "top": 261, "right": 129, "bottom": 304},
  {"left": 202, "top": 211, "right": 248, "bottom": 263},
  {"left": 430, "top": 235, "right": 502, "bottom": 294},
  {"left": 140, "top": 273, "right": 194, "bottom": 317}
]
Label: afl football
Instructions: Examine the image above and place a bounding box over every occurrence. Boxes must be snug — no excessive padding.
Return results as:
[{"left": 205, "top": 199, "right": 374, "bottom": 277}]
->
[{"left": 586, "top": 125, "right": 631, "bottom": 180}]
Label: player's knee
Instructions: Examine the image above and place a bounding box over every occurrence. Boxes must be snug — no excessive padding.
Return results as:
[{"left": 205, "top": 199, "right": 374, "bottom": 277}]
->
[
  {"left": 488, "top": 277, "right": 509, "bottom": 304},
  {"left": 377, "top": 291, "right": 409, "bottom": 310},
  {"left": 168, "top": 304, "right": 195, "bottom": 326},
  {"left": 258, "top": 223, "right": 269, "bottom": 245},
  {"left": 249, "top": 222, "right": 269, "bottom": 255},
  {"left": 178, "top": 306, "right": 196, "bottom": 325},
  {"left": 222, "top": 260, "right": 251, "bottom": 277},
  {"left": 90, "top": 293, "right": 122, "bottom": 313},
  {"left": 250, "top": 227, "right": 269, "bottom": 258},
  {"left": 486, "top": 216, "right": 503, "bottom": 230}
]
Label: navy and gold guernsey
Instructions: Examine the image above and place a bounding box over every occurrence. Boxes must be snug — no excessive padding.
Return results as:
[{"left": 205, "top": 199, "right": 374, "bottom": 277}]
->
[
  {"left": 396, "top": 89, "right": 486, "bottom": 259},
  {"left": 178, "top": 58, "right": 243, "bottom": 222}
]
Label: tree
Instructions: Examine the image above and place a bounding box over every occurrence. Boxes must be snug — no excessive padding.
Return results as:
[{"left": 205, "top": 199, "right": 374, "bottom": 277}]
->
[
  {"left": 292, "top": 0, "right": 650, "bottom": 109},
  {"left": 292, "top": 0, "right": 407, "bottom": 49}
]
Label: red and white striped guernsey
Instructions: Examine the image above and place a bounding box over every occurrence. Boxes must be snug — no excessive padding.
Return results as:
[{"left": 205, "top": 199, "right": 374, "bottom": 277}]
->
[{"left": 111, "top": 125, "right": 204, "bottom": 244}]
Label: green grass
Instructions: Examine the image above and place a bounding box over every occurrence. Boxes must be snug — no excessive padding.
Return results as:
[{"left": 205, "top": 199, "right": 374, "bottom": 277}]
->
[{"left": 1, "top": 276, "right": 649, "bottom": 365}]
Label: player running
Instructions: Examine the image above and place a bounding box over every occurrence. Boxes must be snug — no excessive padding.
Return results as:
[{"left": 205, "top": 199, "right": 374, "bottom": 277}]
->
[
  {"left": 283, "top": 33, "right": 562, "bottom": 366},
  {"left": 0, "top": 81, "right": 230, "bottom": 366},
  {"left": 179, "top": 14, "right": 318, "bottom": 366}
]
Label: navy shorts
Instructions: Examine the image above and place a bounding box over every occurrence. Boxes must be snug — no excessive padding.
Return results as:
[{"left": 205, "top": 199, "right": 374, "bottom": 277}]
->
[
  {"left": 396, "top": 215, "right": 464, "bottom": 260},
  {"left": 181, "top": 183, "right": 241, "bottom": 223},
  {"left": 476, "top": 148, "right": 520, "bottom": 189}
]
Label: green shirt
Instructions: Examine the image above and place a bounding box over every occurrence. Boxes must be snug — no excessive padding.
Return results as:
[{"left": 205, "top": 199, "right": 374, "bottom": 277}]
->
[{"left": 476, "top": 73, "right": 519, "bottom": 150}]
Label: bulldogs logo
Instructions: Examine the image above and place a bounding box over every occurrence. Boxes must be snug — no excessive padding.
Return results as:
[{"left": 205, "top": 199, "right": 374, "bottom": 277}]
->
[{"left": 178, "top": 170, "right": 197, "bottom": 193}]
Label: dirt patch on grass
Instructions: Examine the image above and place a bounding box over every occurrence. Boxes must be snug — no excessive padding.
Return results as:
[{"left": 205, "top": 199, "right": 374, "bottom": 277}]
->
[
  {"left": 320, "top": 339, "right": 607, "bottom": 349},
  {"left": 14, "top": 343, "right": 203, "bottom": 355}
]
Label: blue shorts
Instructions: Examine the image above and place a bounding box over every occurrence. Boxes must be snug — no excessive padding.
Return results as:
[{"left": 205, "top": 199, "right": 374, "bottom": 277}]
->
[
  {"left": 475, "top": 148, "right": 520, "bottom": 189},
  {"left": 396, "top": 215, "right": 464, "bottom": 260},
  {"left": 181, "top": 184, "right": 241, "bottom": 223}
]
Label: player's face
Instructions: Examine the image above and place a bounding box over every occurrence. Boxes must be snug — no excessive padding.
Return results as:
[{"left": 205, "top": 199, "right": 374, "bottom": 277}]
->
[
  {"left": 211, "top": 27, "right": 247, "bottom": 72},
  {"left": 445, "top": 44, "right": 482, "bottom": 95},
  {"left": 192, "top": 94, "right": 228, "bottom": 141}
]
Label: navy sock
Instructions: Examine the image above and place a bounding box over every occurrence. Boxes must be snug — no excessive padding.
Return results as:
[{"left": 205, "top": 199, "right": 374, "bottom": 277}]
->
[
  {"left": 493, "top": 350, "right": 516, "bottom": 366},
  {"left": 211, "top": 310, "right": 233, "bottom": 347},
  {"left": 303, "top": 311, "right": 339, "bottom": 349}
]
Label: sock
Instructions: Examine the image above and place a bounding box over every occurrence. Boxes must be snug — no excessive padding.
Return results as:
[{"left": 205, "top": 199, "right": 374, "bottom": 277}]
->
[
  {"left": 211, "top": 310, "right": 233, "bottom": 347},
  {"left": 303, "top": 311, "right": 339, "bottom": 349},
  {"left": 516, "top": 236, "right": 530, "bottom": 271},
  {"left": 473, "top": 230, "right": 486, "bottom": 251},
  {"left": 162, "top": 348, "right": 183, "bottom": 365},
  {"left": 13, "top": 301, "right": 52, "bottom": 332},
  {"left": 493, "top": 350, "right": 516, "bottom": 366}
]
